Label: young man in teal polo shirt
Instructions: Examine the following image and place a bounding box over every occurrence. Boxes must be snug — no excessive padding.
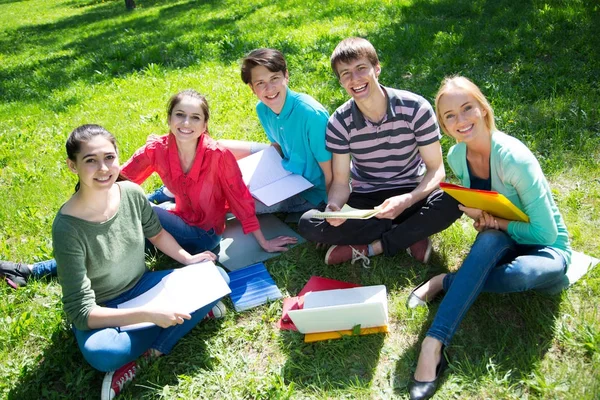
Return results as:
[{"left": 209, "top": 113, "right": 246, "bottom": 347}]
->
[{"left": 224, "top": 48, "right": 332, "bottom": 213}]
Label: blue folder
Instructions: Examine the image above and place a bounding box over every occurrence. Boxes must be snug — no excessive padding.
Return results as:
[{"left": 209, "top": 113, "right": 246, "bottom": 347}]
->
[{"left": 228, "top": 262, "right": 282, "bottom": 312}]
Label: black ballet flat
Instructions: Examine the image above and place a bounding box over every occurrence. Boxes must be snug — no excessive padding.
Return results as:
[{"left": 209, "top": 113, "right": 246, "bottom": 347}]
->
[
  {"left": 408, "top": 345, "right": 449, "bottom": 400},
  {"left": 406, "top": 280, "right": 428, "bottom": 309}
]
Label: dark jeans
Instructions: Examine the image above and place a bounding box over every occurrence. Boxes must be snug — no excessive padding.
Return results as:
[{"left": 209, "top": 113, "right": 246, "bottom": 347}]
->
[
  {"left": 298, "top": 187, "right": 462, "bottom": 256},
  {"left": 427, "top": 229, "right": 568, "bottom": 346}
]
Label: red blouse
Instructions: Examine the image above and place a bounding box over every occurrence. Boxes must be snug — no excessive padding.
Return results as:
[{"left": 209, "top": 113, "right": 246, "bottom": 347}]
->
[{"left": 121, "top": 133, "right": 259, "bottom": 235}]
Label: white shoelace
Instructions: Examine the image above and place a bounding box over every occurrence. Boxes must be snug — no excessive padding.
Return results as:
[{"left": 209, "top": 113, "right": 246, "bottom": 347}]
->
[
  {"left": 350, "top": 246, "right": 371, "bottom": 269},
  {"left": 116, "top": 366, "right": 136, "bottom": 391}
]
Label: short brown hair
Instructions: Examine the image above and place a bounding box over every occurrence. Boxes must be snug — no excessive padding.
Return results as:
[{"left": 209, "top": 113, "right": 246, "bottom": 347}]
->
[
  {"left": 330, "top": 37, "right": 380, "bottom": 79},
  {"left": 240, "top": 48, "right": 287, "bottom": 84}
]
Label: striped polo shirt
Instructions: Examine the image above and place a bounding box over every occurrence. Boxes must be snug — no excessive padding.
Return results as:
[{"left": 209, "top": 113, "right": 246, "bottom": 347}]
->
[{"left": 326, "top": 86, "right": 441, "bottom": 193}]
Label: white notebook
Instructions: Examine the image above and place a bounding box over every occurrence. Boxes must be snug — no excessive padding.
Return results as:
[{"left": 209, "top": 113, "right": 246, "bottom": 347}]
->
[
  {"left": 117, "top": 261, "right": 231, "bottom": 331},
  {"left": 287, "top": 285, "right": 388, "bottom": 334},
  {"left": 237, "top": 146, "right": 313, "bottom": 206}
]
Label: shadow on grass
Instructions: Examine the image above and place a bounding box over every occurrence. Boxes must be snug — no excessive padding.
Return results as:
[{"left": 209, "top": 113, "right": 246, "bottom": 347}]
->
[
  {"left": 7, "top": 309, "right": 225, "bottom": 399},
  {"left": 279, "top": 329, "right": 385, "bottom": 392},
  {"left": 0, "top": 0, "right": 260, "bottom": 106},
  {"left": 392, "top": 291, "right": 563, "bottom": 397}
]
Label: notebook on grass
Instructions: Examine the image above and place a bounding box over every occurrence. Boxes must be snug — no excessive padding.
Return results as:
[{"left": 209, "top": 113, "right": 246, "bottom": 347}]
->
[
  {"left": 286, "top": 285, "right": 388, "bottom": 334},
  {"left": 218, "top": 213, "right": 305, "bottom": 271},
  {"left": 228, "top": 262, "right": 282, "bottom": 312}
]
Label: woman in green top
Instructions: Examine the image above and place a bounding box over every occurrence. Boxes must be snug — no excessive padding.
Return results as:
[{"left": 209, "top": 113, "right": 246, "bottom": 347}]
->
[
  {"left": 52, "top": 124, "right": 223, "bottom": 400},
  {"left": 406, "top": 77, "right": 571, "bottom": 400}
]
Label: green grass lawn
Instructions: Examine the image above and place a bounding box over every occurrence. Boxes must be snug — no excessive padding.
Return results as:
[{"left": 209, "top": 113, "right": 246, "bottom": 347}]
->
[{"left": 1, "top": 0, "right": 599, "bottom": 398}]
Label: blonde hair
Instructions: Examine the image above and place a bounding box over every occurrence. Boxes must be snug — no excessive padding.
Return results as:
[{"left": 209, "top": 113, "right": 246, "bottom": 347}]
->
[{"left": 435, "top": 76, "right": 496, "bottom": 138}]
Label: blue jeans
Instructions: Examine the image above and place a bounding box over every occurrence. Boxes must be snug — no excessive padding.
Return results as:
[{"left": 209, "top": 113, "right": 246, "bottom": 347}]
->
[
  {"left": 72, "top": 269, "right": 220, "bottom": 372},
  {"left": 151, "top": 205, "right": 221, "bottom": 255},
  {"left": 427, "top": 229, "right": 568, "bottom": 346},
  {"left": 31, "top": 259, "right": 57, "bottom": 278}
]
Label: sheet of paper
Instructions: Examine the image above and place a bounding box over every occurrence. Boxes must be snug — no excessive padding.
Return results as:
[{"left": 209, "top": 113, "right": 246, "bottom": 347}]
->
[
  {"left": 117, "top": 261, "right": 231, "bottom": 331},
  {"left": 567, "top": 250, "right": 600, "bottom": 285},
  {"left": 303, "top": 285, "right": 387, "bottom": 309},
  {"left": 312, "top": 204, "right": 381, "bottom": 219}
]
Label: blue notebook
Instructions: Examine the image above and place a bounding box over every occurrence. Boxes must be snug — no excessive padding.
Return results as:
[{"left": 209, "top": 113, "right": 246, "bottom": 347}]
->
[{"left": 228, "top": 262, "right": 283, "bottom": 312}]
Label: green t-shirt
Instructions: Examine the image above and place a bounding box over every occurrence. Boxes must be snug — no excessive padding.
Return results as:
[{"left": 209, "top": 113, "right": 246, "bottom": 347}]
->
[{"left": 52, "top": 181, "right": 162, "bottom": 330}]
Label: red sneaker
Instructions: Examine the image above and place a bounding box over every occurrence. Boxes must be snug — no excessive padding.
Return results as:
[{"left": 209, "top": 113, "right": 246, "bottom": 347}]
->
[
  {"left": 324, "top": 244, "right": 370, "bottom": 268},
  {"left": 205, "top": 300, "right": 227, "bottom": 320},
  {"left": 407, "top": 238, "right": 432, "bottom": 264},
  {"left": 101, "top": 360, "right": 137, "bottom": 400}
]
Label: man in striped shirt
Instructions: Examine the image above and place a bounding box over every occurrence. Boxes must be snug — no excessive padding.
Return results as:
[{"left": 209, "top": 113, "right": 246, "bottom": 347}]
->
[{"left": 299, "top": 37, "right": 461, "bottom": 266}]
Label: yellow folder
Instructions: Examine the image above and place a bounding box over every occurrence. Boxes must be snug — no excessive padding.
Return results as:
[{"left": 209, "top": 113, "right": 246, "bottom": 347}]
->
[
  {"left": 304, "top": 325, "right": 390, "bottom": 343},
  {"left": 440, "top": 182, "right": 529, "bottom": 222}
]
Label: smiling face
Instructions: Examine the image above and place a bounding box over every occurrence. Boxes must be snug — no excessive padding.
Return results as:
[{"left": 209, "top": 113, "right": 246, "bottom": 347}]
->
[
  {"left": 67, "top": 135, "right": 119, "bottom": 192},
  {"left": 168, "top": 95, "right": 208, "bottom": 145},
  {"left": 249, "top": 65, "right": 289, "bottom": 114},
  {"left": 437, "top": 89, "right": 489, "bottom": 143},
  {"left": 335, "top": 56, "right": 381, "bottom": 103}
]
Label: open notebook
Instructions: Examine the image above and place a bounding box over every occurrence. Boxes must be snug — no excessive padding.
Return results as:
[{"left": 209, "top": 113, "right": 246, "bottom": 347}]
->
[
  {"left": 286, "top": 285, "right": 388, "bottom": 334},
  {"left": 312, "top": 204, "right": 381, "bottom": 220},
  {"left": 237, "top": 146, "right": 313, "bottom": 206}
]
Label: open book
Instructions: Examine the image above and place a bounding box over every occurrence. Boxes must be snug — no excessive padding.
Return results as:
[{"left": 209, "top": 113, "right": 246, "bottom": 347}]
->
[
  {"left": 116, "top": 261, "right": 231, "bottom": 331},
  {"left": 440, "top": 182, "right": 529, "bottom": 222},
  {"left": 286, "top": 285, "right": 388, "bottom": 334},
  {"left": 237, "top": 146, "right": 313, "bottom": 206},
  {"left": 312, "top": 204, "right": 381, "bottom": 219}
]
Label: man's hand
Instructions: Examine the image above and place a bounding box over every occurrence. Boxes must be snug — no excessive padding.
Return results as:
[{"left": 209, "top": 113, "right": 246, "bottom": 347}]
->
[
  {"left": 324, "top": 203, "right": 347, "bottom": 226},
  {"left": 376, "top": 194, "right": 413, "bottom": 220}
]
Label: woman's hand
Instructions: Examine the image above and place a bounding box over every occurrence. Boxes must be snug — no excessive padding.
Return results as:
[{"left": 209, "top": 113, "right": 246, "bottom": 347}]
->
[
  {"left": 459, "top": 205, "right": 500, "bottom": 232},
  {"left": 261, "top": 236, "right": 298, "bottom": 252},
  {"left": 185, "top": 251, "right": 217, "bottom": 265},
  {"left": 148, "top": 309, "right": 191, "bottom": 328}
]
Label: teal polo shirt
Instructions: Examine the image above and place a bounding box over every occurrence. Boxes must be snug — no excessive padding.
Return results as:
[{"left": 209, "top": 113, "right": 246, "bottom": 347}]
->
[{"left": 256, "top": 88, "right": 331, "bottom": 205}]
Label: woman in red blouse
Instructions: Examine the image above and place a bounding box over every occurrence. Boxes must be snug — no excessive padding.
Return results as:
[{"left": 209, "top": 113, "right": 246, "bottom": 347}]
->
[{"left": 121, "top": 89, "right": 297, "bottom": 255}]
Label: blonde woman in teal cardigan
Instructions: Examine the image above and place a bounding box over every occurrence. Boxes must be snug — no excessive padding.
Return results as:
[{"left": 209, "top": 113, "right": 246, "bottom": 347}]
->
[{"left": 407, "top": 76, "right": 571, "bottom": 400}]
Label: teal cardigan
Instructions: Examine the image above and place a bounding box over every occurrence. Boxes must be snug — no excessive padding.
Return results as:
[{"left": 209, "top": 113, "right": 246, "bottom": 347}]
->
[{"left": 447, "top": 130, "right": 571, "bottom": 265}]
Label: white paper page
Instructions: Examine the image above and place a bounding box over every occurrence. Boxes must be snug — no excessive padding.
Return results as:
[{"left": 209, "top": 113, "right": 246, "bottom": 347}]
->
[
  {"left": 287, "top": 302, "right": 388, "bottom": 333},
  {"left": 251, "top": 173, "right": 313, "bottom": 206},
  {"left": 567, "top": 251, "right": 600, "bottom": 285},
  {"left": 237, "top": 146, "right": 291, "bottom": 191},
  {"left": 117, "top": 261, "right": 231, "bottom": 331},
  {"left": 303, "top": 285, "right": 387, "bottom": 309}
]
